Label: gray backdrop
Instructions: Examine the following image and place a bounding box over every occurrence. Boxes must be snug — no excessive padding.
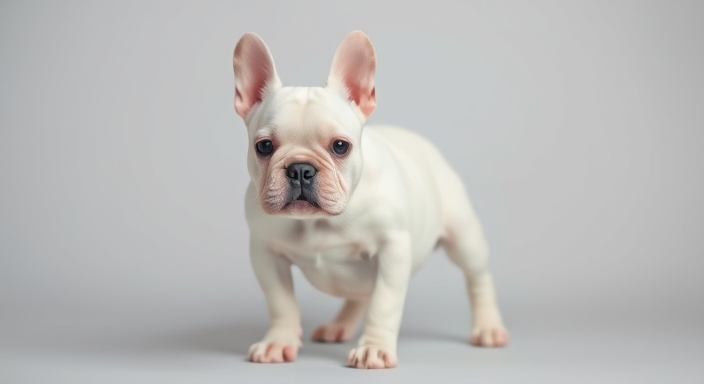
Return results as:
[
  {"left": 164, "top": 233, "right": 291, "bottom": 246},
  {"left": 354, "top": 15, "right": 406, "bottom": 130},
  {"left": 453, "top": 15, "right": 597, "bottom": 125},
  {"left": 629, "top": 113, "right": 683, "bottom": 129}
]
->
[{"left": 1, "top": 1, "right": 702, "bottom": 383}]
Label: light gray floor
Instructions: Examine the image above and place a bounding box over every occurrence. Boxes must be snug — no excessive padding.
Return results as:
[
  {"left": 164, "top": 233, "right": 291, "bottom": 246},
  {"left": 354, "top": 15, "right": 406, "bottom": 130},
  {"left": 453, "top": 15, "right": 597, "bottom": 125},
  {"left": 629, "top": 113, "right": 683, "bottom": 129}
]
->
[
  {"left": 2, "top": 257, "right": 703, "bottom": 383},
  {"left": 3, "top": 306, "right": 703, "bottom": 383}
]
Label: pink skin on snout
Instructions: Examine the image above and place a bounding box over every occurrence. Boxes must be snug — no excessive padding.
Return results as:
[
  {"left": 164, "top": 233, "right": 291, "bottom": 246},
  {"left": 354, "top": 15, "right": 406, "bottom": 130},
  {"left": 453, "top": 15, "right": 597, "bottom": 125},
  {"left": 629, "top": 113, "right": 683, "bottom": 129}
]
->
[{"left": 256, "top": 146, "right": 350, "bottom": 217}]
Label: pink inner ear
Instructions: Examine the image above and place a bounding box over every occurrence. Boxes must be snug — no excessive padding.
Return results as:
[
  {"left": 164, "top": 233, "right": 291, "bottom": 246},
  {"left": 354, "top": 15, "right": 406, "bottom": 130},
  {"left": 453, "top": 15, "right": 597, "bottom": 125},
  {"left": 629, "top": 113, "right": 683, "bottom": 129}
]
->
[
  {"left": 329, "top": 31, "right": 376, "bottom": 117},
  {"left": 234, "top": 34, "right": 279, "bottom": 118},
  {"left": 235, "top": 61, "right": 270, "bottom": 116}
]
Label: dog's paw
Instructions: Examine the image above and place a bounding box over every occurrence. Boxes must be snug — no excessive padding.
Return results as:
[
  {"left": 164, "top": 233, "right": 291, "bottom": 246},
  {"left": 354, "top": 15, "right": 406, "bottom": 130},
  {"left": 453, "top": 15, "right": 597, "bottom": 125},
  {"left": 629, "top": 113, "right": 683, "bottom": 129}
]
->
[
  {"left": 248, "top": 328, "right": 302, "bottom": 363},
  {"left": 470, "top": 307, "right": 509, "bottom": 347},
  {"left": 347, "top": 345, "right": 397, "bottom": 369},
  {"left": 311, "top": 322, "right": 356, "bottom": 343},
  {"left": 470, "top": 325, "right": 509, "bottom": 347}
]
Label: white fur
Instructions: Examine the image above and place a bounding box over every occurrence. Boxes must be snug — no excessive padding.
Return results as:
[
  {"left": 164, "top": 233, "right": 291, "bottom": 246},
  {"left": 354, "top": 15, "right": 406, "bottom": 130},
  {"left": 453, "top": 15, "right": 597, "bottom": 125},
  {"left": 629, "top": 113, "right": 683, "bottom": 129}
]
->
[{"left": 234, "top": 31, "right": 508, "bottom": 369}]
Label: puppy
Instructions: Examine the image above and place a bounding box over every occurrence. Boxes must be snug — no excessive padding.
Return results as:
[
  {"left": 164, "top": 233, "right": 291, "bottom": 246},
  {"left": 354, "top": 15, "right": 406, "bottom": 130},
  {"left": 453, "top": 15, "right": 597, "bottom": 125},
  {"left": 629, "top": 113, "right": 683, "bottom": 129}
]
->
[{"left": 233, "top": 31, "right": 509, "bottom": 369}]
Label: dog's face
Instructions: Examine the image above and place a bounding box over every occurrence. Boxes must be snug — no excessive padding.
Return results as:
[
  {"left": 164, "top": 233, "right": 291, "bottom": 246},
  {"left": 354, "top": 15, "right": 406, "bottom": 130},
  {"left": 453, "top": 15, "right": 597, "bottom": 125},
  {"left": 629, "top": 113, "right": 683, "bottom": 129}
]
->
[{"left": 233, "top": 31, "right": 376, "bottom": 218}]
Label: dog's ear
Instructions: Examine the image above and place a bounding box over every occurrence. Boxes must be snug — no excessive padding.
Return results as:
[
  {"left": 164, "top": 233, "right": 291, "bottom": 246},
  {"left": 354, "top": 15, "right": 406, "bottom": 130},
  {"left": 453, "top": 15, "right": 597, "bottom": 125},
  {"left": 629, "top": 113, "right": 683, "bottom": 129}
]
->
[
  {"left": 327, "top": 31, "right": 376, "bottom": 118},
  {"left": 233, "top": 33, "right": 282, "bottom": 119}
]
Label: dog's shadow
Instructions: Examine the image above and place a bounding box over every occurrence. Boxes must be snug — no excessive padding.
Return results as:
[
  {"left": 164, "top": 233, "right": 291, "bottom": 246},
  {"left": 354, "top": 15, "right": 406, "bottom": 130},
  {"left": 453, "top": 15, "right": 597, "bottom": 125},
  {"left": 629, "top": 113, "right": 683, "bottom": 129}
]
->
[
  {"left": 129, "top": 320, "right": 353, "bottom": 364},
  {"left": 117, "top": 319, "right": 465, "bottom": 365},
  {"left": 151, "top": 320, "right": 264, "bottom": 356}
]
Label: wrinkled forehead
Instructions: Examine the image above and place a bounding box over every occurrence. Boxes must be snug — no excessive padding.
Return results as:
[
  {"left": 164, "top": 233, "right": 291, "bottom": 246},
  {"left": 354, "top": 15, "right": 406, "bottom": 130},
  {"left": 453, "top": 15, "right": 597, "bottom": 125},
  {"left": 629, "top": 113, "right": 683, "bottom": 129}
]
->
[{"left": 248, "top": 86, "right": 361, "bottom": 140}]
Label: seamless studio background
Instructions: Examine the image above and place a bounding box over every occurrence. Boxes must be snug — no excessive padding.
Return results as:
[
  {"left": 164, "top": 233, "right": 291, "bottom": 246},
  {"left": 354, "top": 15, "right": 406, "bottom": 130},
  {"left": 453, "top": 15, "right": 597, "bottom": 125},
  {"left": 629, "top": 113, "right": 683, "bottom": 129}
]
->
[{"left": 1, "top": 1, "right": 703, "bottom": 383}]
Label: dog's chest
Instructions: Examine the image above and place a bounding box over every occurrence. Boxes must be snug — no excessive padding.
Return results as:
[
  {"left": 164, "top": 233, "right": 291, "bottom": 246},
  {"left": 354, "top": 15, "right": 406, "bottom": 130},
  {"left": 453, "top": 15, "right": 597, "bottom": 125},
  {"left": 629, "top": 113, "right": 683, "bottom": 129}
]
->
[
  {"left": 275, "top": 219, "right": 377, "bottom": 263},
  {"left": 270, "top": 219, "right": 379, "bottom": 298}
]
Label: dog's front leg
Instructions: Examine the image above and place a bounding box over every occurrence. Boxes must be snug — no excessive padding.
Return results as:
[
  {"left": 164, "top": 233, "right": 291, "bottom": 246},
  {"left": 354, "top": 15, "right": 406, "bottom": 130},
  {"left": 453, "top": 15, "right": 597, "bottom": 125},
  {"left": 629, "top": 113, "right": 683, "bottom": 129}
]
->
[
  {"left": 248, "top": 237, "right": 302, "bottom": 363},
  {"left": 348, "top": 232, "right": 412, "bottom": 369}
]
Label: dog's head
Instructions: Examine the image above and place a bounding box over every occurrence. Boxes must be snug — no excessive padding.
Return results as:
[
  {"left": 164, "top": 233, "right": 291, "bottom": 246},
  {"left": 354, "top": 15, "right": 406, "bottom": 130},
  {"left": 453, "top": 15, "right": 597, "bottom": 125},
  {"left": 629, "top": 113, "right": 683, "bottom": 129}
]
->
[{"left": 233, "top": 31, "right": 376, "bottom": 218}]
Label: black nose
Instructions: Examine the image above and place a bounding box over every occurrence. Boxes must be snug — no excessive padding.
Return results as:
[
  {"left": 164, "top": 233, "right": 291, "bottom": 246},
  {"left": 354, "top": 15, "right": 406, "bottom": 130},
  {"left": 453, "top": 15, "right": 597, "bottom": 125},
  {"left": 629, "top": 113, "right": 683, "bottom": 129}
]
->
[{"left": 286, "top": 163, "right": 317, "bottom": 186}]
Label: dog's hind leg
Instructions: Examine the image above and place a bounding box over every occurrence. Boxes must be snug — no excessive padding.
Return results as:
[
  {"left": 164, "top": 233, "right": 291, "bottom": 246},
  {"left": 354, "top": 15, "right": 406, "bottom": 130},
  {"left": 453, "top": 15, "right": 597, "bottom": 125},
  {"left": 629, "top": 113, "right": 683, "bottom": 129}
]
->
[
  {"left": 441, "top": 189, "right": 509, "bottom": 347},
  {"left": 311, "top": 299, "right": 367, "bottom": 343}
]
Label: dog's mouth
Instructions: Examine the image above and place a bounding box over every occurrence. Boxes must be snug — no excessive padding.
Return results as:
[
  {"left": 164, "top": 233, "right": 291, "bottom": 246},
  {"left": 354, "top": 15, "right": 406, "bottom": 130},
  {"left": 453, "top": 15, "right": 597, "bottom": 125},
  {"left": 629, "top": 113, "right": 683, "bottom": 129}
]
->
[
  {"left": 288, "top": 186, "right": 319, "bottom": 206},
  {"left": 284, "top": 200, "right": 318, "bottom": 208},
  {"left": 259, "top": 168, "right": 344, "bottom": 217},
  {"left": 281, "top": 198, "right": 322, "bottom": 217},
  {"left": 285, "top": 198, "right": 319, "bottom": 207},
  {"left": 279, "top": 186, "right": 321, "bottom": 214}
]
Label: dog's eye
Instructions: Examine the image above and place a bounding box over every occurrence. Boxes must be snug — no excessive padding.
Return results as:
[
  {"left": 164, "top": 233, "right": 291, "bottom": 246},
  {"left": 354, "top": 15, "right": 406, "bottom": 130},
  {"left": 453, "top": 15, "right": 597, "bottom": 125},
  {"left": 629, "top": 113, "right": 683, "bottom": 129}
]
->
[
  {"left": 255, "top": 140, "right": 274, "bottom": 156},
  {"left": 331, "top": 140, "right": 350, "bottom": 156}
]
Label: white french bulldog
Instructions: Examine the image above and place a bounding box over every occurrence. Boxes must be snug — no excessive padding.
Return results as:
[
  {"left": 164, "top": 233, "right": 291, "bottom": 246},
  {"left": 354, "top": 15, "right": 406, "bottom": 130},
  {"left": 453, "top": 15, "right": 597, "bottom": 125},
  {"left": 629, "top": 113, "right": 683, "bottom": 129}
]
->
[{"left": 233, "top": 30, "right": 509, "bottom": 369}]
